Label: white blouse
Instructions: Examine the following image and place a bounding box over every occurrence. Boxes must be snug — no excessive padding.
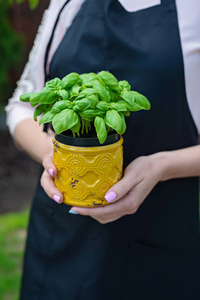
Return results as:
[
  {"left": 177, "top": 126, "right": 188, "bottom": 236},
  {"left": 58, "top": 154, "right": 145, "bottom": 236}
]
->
[{"left": 5, "top": 0, "right": 200, "bottom": 136}]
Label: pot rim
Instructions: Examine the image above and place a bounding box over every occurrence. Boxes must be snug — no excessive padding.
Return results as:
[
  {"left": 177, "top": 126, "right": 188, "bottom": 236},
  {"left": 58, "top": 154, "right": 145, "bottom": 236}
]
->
[{"left": 55, "top": 133, "right": 121, "bottom": 147}]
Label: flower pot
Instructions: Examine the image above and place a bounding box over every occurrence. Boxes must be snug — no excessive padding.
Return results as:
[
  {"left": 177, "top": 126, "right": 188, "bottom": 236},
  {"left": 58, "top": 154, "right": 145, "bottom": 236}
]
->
[{"left": 53, "top": 134, "right": 123, "bottom": 207}]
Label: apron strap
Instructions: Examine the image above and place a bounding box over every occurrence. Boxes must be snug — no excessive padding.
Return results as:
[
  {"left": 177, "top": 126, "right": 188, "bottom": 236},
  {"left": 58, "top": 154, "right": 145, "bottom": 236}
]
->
[
  {"left": 43, "top": 0, "right": 72, "bottom": 132},
  {"left": 44, "top": 0, "right": 73, "bottom": 83}
]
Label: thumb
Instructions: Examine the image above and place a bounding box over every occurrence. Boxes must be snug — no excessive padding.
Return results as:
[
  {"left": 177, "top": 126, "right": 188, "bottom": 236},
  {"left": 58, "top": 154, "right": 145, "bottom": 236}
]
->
[{"left": 104, "top": 171, "right": 138, "bottom": 204}]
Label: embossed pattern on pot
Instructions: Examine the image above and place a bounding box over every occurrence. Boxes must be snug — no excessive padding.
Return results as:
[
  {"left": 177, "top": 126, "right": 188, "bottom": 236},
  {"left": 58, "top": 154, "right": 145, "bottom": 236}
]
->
[{"left": 53, "top": 137, "right": 123, "bottom": 207}]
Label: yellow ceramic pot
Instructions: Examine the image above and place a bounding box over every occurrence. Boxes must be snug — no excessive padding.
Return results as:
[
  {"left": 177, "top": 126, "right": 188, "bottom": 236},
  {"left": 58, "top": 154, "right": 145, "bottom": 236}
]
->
[{"left": 53, "top": 134, "right": 123, "bottom": 207}]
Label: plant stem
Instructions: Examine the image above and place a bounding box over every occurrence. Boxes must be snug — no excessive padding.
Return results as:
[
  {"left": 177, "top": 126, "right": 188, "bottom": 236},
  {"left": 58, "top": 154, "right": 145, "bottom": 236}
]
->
[{"left": 81, "top": 119, "right": 85, "bottom": 135}]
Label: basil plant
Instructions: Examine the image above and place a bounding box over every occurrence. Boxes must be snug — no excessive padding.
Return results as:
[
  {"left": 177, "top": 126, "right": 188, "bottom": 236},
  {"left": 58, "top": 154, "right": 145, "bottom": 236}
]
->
[{"left": 20, "top": 71, "right": 150, "bottom": 144}]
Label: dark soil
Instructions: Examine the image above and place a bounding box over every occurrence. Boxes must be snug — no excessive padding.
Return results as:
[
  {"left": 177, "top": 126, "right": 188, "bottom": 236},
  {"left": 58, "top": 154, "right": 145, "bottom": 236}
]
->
[{"left": 0, "top": 128, "right": 40, "bottom": 215}]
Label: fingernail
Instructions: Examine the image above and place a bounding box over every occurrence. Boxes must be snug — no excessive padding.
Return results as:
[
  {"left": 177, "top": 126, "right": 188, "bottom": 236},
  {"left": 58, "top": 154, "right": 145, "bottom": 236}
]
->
[
  {"left": 53, "top": 195, "right": 61, "bottom": 204},
  {"left": 49, "top": 168, "right": 54, "bottom": 176},
  {"left": 69, "top": 210, "right": 79, "bottom": 215},
  {"left": 105, "top": 191, "right": 117, "bottom": 203}
]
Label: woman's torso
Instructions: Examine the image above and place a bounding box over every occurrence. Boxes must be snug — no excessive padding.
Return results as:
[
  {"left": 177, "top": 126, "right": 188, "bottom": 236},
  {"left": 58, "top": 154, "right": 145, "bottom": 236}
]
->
[{"left": 20, "top": 1, "right": 200, "bottom": 299}]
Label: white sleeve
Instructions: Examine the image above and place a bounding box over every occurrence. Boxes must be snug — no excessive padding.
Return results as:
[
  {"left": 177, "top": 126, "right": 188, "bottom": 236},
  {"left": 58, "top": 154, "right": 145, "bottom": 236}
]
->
[
  {"left": 5, "top": 0, "right": 64, "bottom": 136},
  {"left": 176, "top": 0, "right": 200, "bottom": 135},
  {"left": 5, "top": 0, "right": 88, "bottom": 136}
]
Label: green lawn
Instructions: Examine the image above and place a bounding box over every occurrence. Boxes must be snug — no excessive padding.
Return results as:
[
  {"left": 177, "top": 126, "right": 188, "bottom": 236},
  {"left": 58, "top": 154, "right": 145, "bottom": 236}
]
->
[
  {"left": 0, "top": 201, "right": 199, "bottom": 300},
  {"left": 0, "top": 211, "right": 29, "bottom": 300}
]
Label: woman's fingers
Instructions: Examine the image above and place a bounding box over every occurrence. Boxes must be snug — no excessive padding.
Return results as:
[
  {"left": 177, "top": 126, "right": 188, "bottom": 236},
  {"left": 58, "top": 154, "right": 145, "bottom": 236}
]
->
[
  {"left": 40, "top": 170, "right": 63, "bottom": 204},
  {"left": 71, "top": 191, "right": 137, "bottom": 223},
  {"left": 104, "top": 164, "right": 143, "bottom": 204},
  {"left": 42, "top": 155, "right": 57, "bottom": 177},
  {"left": 70, "top": 156, "right": 160, "bottom": 224}
]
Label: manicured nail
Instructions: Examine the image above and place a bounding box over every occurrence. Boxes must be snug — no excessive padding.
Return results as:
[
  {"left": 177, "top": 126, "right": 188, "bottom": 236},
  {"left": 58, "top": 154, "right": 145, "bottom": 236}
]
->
[
  {"left": 49, "top": 168, "right": 54, "bottom": 176},
  {"left": 53, "top": 195, "right": 61, "bottom": 204},
  {"left": 105, "top": 191, "right": 117, "bottom": 203},
  {"left": 69, "top": 210, "right": 79, "bottom": 215}
]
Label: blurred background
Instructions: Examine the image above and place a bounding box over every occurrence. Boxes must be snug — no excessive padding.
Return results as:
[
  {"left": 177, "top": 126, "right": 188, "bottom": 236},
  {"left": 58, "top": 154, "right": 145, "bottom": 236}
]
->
[
  {"left": 0, "top": 2, "right": 199, "bottom": 300},
  {"left": 0, "top": 0, "right": 49, "bottom": 299}
]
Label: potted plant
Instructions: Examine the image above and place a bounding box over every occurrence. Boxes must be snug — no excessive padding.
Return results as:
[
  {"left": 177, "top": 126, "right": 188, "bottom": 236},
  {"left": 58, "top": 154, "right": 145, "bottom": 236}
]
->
[{"left": 20, "top": 71, "right": 150, "bottom": 207}]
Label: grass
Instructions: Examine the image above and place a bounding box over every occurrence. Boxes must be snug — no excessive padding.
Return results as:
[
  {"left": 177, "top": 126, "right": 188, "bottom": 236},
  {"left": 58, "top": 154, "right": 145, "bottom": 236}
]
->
[
  {"left": 0, "top": 211, "right": 29, "bottom": 300},
  {"left": 0, "top": 199, "right": 199, "bottom": 300}
]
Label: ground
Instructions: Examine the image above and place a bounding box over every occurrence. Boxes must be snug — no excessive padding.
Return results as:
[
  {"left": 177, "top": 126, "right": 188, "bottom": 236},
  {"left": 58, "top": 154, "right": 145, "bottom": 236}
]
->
[{"left": 0, "top": 128, "right": 40, "bottom": 215}]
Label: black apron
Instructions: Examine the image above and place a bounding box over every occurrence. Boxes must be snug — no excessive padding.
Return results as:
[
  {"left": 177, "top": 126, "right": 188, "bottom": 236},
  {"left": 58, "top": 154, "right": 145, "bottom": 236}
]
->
[{"left": 20, "top": 0, "right": 200, "bottom": 299}]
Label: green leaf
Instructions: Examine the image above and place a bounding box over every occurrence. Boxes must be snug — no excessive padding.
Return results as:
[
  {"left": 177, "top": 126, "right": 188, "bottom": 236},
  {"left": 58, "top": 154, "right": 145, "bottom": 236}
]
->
[
  {"left": 120, "top": 91, "right": 151, "bottom": 111},
  {"left": 52, "top": 109, "right": 79, "bottom": 134},
  {"left": 96, "top": 110, "right": 106, "bottom": 118},
  {"left": 118, "top": 100, "right": 136, "bottom": 111},
  {"left": 94, "top": 116, "right": 107, "bottom": 144},
  {"left": 33, "top": 104, "right": 48, "bottom": 121},
  {"left": 41, "top": 87, "right": 49, "bottom": 92},
  {"left": 51, "top": 100, "right": 69, "bottom": 113},
  {"left": 62, "top": 73, "right": 79, "bottom": 89},
  {"left": 76, "top": 88, "right": 97, "bottom": 100},
  {"left": 45, "top": 78, "right": 63, "bottom": 92},
  {"left": 119, "top": 80, "right": 131, "bottom": 92},
  {"left": 39, "top": 110, "right": 56, "bottom": 125},
  {"left": 120, "top": 91, "right": 135, "bottom": 107},
  {"left": 79, "top": 73, "right": 87, "bottom": 83},
  {"left": 30, "top": 90, "right": 58, "bottom": 105},
  {"left": 110, "top": 102, "right": 127, "bottom": 111},
  {"left": 105, "top": 110, "right": 122, "bottom": 134},
  {"left": 109, "top": 89, "right": 119, "bottom": 101},
  {"left": 80, "top": 84, "right": 93, "bottom": 91},
  {"left": 79, "top": 109, "right": 96, "bottom": 121},
  {"left": 65, "top": 100, "right": 74, "bottom": 109},
  {"left": 30, "top": 102, "right": 38, "bottom": 107},
  {"left": 96, "top": 101, "right": 109, "bottom": 111},
  {"left": 73, "top": 98, "right": 91, "bottom": 111},
  {"left": 82, "top": 73, "right": 99, "bottom": 85},
  {"left": 98, "top": 71, "right": 120, "bottom": 93},
  {"left": 92, "top": 80, "right": 111, "bottom": 102},
  {"left": 122, "top": 111, "right": 130, "bottom": 117},
  {"left": 70, "top": 117, "right": 81, "bottom": 133},
  {"left": 59, "top": 89, "right": 69, "bottom": 100},
  {"left": 118, "top": 112, "right": 126, "bottom": 135},
  {"left": 20, "top": 92, "right": 35, "bottom": 102},
  {"left": 70, "top": 85, "right": 81, "bottom": 98},
  {"left": 86, "top": 94, "right": 99, "bottom": 108},
  {"left": 130, "top": 91, "right": 151, "bottom": 110},
  {"left": 29, "top": 92, "right": 40, "bottom": 106}
]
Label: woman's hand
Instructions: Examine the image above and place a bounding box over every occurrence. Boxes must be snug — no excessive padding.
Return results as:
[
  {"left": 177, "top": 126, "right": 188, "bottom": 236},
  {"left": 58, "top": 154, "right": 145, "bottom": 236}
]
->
[
  {"left": 41, "top": 154, "right": 64, "bottom": 204},
  {"left": 70, "top": 155, "right": 164, "bottom": 223},
  {"left": 40, "top": 142, "right": 200, "bottom": 218}
]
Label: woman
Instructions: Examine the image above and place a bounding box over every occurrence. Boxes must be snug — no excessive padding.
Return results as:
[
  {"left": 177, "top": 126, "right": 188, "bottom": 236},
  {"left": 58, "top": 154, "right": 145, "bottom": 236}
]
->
[{"left": 6, "top": 0, "right": 200, "bottom": 299}]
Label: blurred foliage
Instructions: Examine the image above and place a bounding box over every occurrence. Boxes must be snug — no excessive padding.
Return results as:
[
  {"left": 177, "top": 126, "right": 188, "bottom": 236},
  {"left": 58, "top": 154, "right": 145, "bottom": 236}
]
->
[
  {"left": 0, "top": 0, "right": 23, "bottom": 103},
  {"left": 4, "top": 0, "right": 39, "bottom": 10},
  {"left": 0, "top": 210, "right": 29, "bottom": 300}
]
